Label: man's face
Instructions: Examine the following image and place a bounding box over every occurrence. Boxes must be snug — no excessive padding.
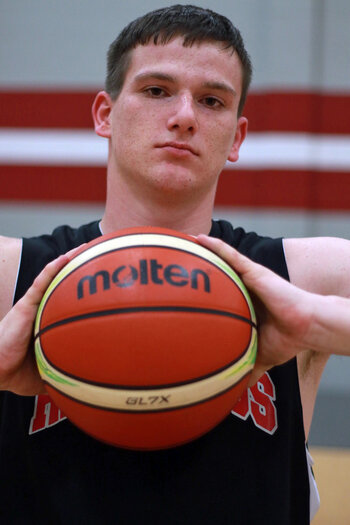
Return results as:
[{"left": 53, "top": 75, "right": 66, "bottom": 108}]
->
[{"left": 96, "top": 38, "right": 247, "bottom": 203}]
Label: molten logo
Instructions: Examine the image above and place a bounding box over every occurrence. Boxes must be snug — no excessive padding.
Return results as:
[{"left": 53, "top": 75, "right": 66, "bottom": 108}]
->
[{"left": 77, "top": 258, "right": 210, "bottom": 299}]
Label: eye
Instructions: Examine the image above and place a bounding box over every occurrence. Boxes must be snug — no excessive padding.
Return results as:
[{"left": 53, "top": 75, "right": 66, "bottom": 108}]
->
[
  {"left": 144, "top": 86, "right": 167, "bottom": 98},
  {"left": 201, "top": 96, "right": 223, "bottom": 109}
]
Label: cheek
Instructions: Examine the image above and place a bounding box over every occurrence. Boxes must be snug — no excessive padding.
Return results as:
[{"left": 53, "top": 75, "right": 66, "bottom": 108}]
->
[
  {"left": 114, "top": 105, "right": 157, "bottom": 146},
  {"left": 111, "top": 117, "right": 138, "bottom": 153},
  {"left": 205, "top": 123, "right": 236, "bottom": 159}
]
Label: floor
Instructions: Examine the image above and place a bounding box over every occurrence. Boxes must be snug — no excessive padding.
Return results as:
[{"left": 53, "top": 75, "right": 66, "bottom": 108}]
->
[{"left": 310, "top": 447, "right": 350, "bottom": 524}]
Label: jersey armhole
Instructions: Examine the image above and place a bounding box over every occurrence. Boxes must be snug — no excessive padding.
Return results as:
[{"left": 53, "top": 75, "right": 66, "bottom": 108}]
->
[
  {"left": 306, "top": 445, "right": 321, "bottom": 520},
  {"left": 11, "top": 239, "right": 23, "bottom": 307}
]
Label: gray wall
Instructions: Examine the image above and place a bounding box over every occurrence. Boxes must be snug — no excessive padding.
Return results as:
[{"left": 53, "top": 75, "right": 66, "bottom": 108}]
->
[{"left": 2, "top": 0, "right": 350, "bottom": 90}]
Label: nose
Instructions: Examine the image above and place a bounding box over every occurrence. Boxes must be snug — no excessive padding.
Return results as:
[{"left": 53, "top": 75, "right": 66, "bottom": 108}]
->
[{"left": 167, "top": 93, "right": 198, "bottom": 133}]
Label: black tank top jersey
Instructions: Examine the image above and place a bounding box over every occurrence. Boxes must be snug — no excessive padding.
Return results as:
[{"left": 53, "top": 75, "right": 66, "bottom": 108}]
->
[{"left": 0, "top": 220, "right": 309, "bottom": 525}]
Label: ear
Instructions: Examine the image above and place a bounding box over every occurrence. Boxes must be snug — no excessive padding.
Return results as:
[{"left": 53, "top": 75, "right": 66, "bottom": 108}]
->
[
  {"left": 91, "top": 91, "right": 113, "bottom": 138},
  {"left": 227, "top": 116, "right": 248, "bottom": 163}
]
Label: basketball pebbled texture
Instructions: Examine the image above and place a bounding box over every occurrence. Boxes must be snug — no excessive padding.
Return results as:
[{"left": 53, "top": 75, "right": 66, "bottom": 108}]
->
[{"left": 34, "top": 227, "right": 257, "bottom": 450}]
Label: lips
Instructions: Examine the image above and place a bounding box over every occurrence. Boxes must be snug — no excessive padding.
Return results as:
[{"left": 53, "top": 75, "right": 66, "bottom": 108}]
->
[{"left": 156, "top": 142, "right": 199, "bottom": 156}]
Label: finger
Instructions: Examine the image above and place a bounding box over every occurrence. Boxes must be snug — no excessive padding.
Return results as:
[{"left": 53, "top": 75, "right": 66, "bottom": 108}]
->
[
  {"left": 197, "top": 234, "right": 262, "bottom": 280},
  {"left": 65, "top": 244, "right": 86, "bottom": 260},
  {"left": 21, "top": 254, "right": 69, "bottom": 310},
  {"left": 198, "top": 234, "right": 293, "bottom": 301},
  {"left": 197, "top": 235, "right": 245, "bottom": 271}
]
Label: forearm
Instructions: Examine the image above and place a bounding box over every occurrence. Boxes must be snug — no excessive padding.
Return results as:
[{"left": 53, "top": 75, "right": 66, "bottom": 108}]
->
[
  {"left": 306, "top": 294, "right": 350, "bottom": 355},
  {"left": 0, "top": 253, "right": 70, "bottom": 395}
]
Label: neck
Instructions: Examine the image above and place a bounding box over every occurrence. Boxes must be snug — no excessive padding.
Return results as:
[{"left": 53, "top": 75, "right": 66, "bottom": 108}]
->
[{"left": 100, "top": 169, "right": 215, "bottom": 236}]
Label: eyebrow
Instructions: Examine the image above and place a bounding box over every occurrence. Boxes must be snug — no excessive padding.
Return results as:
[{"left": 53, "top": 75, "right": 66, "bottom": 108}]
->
[
  {"left": 134, "top": 72, "right": 175, "bottom": 83},
  {"left": 133, "top": 72, "right": 236, "bottom": 96},
  {"left": 201, "top": 81, "right": 236, "bottom": 96}
]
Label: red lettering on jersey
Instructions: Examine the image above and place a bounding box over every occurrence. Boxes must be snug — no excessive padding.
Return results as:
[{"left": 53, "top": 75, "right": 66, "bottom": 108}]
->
[
  {"left": 29, "top": 394, "right": 66, "bottom": 434},
  {"left": 231, "top": 389, "right": 249, "bottom": 420},
  {"left": 231, "top": 372, "right": 278, "bottom": 435}
]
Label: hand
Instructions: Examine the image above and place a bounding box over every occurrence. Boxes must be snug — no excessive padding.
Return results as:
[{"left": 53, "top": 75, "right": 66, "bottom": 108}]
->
[
  {"left": 197, "top": 235, "right": 316, "bottom": 385},
  {"left": 0, "top": 254, "right": 71, "bottom": 395}
]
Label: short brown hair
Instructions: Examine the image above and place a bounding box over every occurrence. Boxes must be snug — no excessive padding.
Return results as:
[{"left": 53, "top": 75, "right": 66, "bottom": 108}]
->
[{"left": 105, "top": 4, "right": 252, "bottom": 116}]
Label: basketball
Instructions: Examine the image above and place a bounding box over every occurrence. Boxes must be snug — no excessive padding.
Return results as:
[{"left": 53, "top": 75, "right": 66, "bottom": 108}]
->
[{"left": 34, "top": 227, "right": 257, "bottom": 450}]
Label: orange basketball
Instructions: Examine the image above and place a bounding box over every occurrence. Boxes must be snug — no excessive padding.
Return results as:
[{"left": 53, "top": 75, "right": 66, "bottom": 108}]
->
[{"left": 34, "top": 227, "right": 257, "bottom": 450}]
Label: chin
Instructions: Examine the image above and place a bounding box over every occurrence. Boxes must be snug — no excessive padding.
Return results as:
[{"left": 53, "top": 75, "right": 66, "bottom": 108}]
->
[
  {"left": 140, "top": 164, "right": 215, "bottom": 199},
  {"left": 155, "top": 174, "right": 196, "bottom": 193}
]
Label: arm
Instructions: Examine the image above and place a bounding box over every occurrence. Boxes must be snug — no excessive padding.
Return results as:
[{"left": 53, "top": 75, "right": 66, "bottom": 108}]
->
[
  {"left": 283, "top": 236, "right": 350, "bottom": 431},
  {"left": 284, "top": 236, "right": 350, "bottom": 297},
  {"left": 305, "top": 294, "right": 350, "bottom": 354},
  {"left": 0, "top": 236, "right": 71, "bottom": 395},
  {"left": 197, "top": 235, "right": 350, "bottom": 384},
  {"left": 0, "top": 236, "right": 22, "bottom": 320}
]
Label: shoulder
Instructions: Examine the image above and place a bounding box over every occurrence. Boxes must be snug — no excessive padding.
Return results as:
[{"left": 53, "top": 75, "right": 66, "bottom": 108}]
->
[
  {"left": 0, "top": 235, "right": 22, "bottom": 319},
  {"left": 22, "top": 221, "right": 101, "bottom": 257},
  {"left": 14, "top": 221, "right": 101, "bottom": 303},
  {"left": 0, "top": 234, "right": 21, "bottom": 253},
  {"left": 283, "top": 236, "right": 350, "bottom": 296}
]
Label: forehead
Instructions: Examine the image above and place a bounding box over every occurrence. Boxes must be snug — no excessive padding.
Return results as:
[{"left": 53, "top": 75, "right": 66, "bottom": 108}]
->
[{"left": 124, "top": 37, "right": 243, "bottom": 94}]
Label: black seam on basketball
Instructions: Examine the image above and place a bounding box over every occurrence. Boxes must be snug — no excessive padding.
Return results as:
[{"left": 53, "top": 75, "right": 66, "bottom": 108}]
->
[
  {"left": 44, "top": 370, "right": 251, "bottom": 414},
  {"left": 36, "top": 305, "right": 257, "bottom": 339},
  {"left": 37, "top": 241, "right": 250, "bottom": 333},
  {"left": 51, "top": 244, "right": 245, "bottom": 292},
  {"left": 36, "top": 307, "right": 256, "bottom": 389},
  {"left": 36, "top": 238, "right": 256, "bottom": 391},
  {"left": 37, "top": 319, "right": 255, "bottom": 390},
  {"left": 56, "top": 243, "right": 233, "bottom": 281}
]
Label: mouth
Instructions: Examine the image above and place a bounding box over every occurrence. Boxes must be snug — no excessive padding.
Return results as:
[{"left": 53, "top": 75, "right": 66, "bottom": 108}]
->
[{"left": 156, "top": 142, "right": 199, "bottom": 156}]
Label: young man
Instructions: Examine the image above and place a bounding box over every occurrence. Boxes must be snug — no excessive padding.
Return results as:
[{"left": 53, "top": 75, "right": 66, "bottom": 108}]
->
[{"left": 1, "top": 5, "right": 349, "bottom": 524}]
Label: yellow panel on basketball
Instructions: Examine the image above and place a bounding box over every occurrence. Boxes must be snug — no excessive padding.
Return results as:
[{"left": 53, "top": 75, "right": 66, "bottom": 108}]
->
[{"left": 34, "top": 227, "right": 257, "bottom": 450}]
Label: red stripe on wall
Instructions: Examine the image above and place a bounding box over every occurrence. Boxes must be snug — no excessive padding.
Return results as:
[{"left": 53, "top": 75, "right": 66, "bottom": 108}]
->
[
  {"left": 0, "top": 90, "right": 350, "bottom": 134},
  {"left": 0, "top": 165, "right": 107, "bottom": 203},
  {"left": 246, "top": 92, "right": 350, "bottom": 135},
  {"left": 0, "top": 91, "right": 96, "bottom": 130},
  {"left": 217, "top": 170, "right": 350, "bottom": 210},
  {"left": 1, "top": 165, "right": 349, "bottom": 210}
]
